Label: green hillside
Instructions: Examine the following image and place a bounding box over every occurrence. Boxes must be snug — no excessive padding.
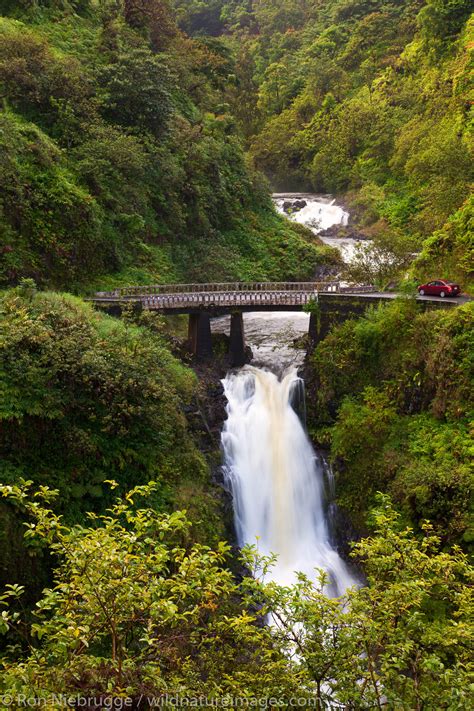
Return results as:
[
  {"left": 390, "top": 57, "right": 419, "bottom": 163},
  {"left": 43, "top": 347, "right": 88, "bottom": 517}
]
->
[
  {"left": 0, "top": 1, "right": 336, "bottom": 290},
  {"left": 174, "top": 0, "right": 473, "bottom": 289},
  {"left": 0, "top": 2, "right": 472, "bottom": 705}
]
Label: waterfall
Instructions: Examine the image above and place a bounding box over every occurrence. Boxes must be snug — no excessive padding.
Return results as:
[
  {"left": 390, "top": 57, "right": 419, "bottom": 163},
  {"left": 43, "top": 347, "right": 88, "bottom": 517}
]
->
[
  {"left": 272, "top": 192, "right": 363, "bottom": 263},
  {"left": 221, "top": 366, "right": 356, "bottom": 595},
  {"left": 273, "top": 193, "right": 349, "bottom": 233}
]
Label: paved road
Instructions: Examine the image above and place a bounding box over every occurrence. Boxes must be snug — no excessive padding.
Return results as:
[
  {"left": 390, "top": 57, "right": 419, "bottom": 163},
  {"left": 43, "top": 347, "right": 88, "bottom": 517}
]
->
[
  {"left": 329, "top": 292, "right": 472, "bottom": 305},
  {"left": 416, "top": 294, "right": 472, "bottom": 305}
]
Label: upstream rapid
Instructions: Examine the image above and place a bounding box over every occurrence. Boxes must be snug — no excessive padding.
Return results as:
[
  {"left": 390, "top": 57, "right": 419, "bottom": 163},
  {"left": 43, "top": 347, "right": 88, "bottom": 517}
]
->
[
  {"left": 273, "top": 192, "right": 364, "bottom": 262},
  {"left": 218, "top": 195, "right": 358, "bottom": 595}
]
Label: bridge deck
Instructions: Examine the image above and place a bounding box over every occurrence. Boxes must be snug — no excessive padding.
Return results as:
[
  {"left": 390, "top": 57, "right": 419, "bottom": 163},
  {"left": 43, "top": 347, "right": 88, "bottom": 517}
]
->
[
  {"left": 92, "top": 281, "right": 379, "bottom": 311},
  {"left": 90, "top": 282, "right": 467, "bottom": 313}
]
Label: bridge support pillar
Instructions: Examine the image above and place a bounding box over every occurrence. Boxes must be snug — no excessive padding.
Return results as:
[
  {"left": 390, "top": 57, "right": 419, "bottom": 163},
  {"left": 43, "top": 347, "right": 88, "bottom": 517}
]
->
[
  {"left": 308, "top": 312, "right": 320, "bottom": 341},
  {"left": 229, "top": 312, "right": 246, "bottom": 368},
  {"left": 188, "top": 313, "right": 213, "bottom": 359}
]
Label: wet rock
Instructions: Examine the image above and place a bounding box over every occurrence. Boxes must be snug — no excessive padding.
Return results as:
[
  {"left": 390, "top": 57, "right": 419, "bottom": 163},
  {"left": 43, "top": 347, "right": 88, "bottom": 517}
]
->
[
  {"left": 293, "top": 199, "right": 307, "bottom": 210},
  {"left": 313, "top": 263, "right": 343, "bottom": 280},
  {"left": 283, "top": 198, "right": 307, "bottom": 213}
]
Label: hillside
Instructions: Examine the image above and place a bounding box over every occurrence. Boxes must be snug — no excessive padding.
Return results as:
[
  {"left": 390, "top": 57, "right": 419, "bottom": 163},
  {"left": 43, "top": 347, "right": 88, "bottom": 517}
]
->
[
  {"left": 306, "top": 297, "right": 474, "bottom": 548},
  {"left": 0, "top": 2, "right": 472, "bottom": 705},
  {"left": 0, "top": 1, "right": 337, "bottom": 290},
  {"left": 174, "top": 0, "right": 473, "bottom": 289}
]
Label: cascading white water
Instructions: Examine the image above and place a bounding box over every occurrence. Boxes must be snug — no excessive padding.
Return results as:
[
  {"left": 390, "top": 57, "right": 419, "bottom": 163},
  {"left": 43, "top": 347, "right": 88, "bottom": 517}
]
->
[
  {"left": 272, "top": 192, "right": 365, "bottom": 263},
  {"left": 221, "top": 366, "right": 356, "bottom": 595},
  {"left": 273, "top": 194, "right": 349, "bottom": 233}
]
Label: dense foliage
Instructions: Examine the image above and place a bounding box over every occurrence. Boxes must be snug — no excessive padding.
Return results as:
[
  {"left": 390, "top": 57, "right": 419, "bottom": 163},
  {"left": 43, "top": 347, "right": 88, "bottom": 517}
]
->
[
  {"left": 0, "top": 483, "right": 472, "bottom": 708},
  {"left": 0, "top": 2, "right": 335, "bottom": 289},
  {"left": 0, "top": 284, "right": 225, "bottom": 595},
  {"left": 174, "top": 0, "right": 473, "bottom": 288},
  {"left": 307, "top": 298, "right": 474, "bottom": 545},
  {"left": 0, "top": 2, "right": 472, "bottom": 706}
]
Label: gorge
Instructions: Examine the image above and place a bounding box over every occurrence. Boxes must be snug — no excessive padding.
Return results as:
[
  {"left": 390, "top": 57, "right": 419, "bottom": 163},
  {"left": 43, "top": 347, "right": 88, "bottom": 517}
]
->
[{"left": 0, "top": 0, "right": 472, "bottom": 705}]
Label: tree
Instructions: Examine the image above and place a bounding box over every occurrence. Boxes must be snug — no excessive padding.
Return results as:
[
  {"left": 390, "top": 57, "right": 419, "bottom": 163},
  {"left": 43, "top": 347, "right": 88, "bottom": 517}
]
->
[
  {"left": 419, "top": 0, "right": 473, "bottom": 46},
  {"left": 344, "top": 230, "right": 417, "bottom": 288},
  {"left": 173, "top": 0, "right": 227, "bottom": 36},
  {"left": 124, "top": 0, "right": 177, "bottom": 51},
  {"left": 99, "top": 48, "right": 175, "bottom": 135},
  {"left": 0, "top": 481, "right": 295, "bottom": 699},
  {"left": 226, "top": 41, "right": 262, "bottom": 139}
]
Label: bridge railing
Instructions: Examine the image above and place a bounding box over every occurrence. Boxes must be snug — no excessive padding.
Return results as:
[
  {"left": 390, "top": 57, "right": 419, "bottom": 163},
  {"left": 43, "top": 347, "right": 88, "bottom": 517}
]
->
[
  {"left": 94, "top": 281, "right": 346, "bottom": 299},
  {"left": 92, "top": 282, "right": 379, "bottom": 305},
  {"left": 339, "top": 284, "right": 378, "bottom": 294},
  {"left": 141, "top": 290, "right": 319, "bottom": 310}
]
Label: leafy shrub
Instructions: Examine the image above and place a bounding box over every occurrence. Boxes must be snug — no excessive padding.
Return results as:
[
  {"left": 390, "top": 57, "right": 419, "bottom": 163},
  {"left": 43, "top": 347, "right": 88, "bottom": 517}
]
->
[
  {"left": 307, "top": 300, "right": 474, "bottom": 541},
  {"left": 0, "top": 484, "right": 472, "bottom": 708},
  {"left": 0, "top": 289, "right": 204, "bottom": 517},
  {"left": 98, "top": 48, "right": 175, "bottom": 135}
]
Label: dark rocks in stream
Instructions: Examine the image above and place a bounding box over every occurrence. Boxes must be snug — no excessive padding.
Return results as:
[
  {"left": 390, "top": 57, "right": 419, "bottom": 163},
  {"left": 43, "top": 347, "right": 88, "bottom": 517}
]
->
[
  {"left": 185, "top": 358, "right": 236, "bottom": 550},
  {"left": 186, "top": 372, "right": 226, "bottom": 456},
  {"left": 313, "top": 263, "right": 342, "bottom": 280},
  {"left": 185, "top": 335, "right": 254, "bottom": 557},
  {"left": 185, "top": 334, "right": 252, "bottom": 459},
  {"left": 283, "top": 199, "right": 307, "bottom": 213},
  {"left": 327, "top": 499, "right": 364, "bottom": 567}
]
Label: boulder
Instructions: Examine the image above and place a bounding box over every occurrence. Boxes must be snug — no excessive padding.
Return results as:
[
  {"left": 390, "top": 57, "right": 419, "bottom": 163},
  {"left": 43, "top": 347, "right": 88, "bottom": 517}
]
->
[
  {"left": 293, "top": 199, "right": 307, "bottom": 210},
  {"left": 283, "top": 198, "right": 307, "bottom": 213}
]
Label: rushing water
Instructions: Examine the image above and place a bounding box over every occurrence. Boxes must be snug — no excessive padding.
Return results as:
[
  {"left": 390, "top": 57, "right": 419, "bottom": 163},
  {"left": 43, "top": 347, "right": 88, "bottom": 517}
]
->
[
  {"left": 213, "top": 311, "right": 310, "bottom": 373},
  {"left": 219, "top": 193, "right": 357, "bottom": 595},
  {"left": 221, "top": 367, "right": 356, "bottom": 594},
  {"left": 273, "top": 192, "right": 364, "bottom": 263}
]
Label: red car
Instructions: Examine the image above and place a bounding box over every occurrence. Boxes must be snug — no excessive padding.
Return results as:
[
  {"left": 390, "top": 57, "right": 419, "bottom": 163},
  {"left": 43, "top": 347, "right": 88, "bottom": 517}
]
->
[{"left": 417, "top": 280, "right": 461, "bottom": 297}]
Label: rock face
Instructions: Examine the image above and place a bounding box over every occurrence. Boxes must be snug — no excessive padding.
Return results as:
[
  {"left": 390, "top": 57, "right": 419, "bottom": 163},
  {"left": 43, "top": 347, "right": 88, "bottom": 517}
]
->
[
  {"left": 313, "top": 263, "right": 342, "bottom": 280},
  {"left": 283, "top": 198, "right": 307, "bottom": 213}
]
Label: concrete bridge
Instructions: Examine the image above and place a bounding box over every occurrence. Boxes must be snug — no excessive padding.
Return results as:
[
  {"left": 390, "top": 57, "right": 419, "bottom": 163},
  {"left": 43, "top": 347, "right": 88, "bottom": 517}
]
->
[{"left": 91, "top": 281, "right": 463, "bottom": 366}]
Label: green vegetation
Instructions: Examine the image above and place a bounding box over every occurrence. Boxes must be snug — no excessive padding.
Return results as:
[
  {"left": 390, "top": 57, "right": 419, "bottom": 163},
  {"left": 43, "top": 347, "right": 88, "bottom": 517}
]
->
[
  {"left": 173, "top": 0, "right": 473, "bottom": 288},
  {"left": 0, "top": 284, "right": 225, "bottom": 597},
  {"left": 0, "top": 2, "right": 335, "bottom": 290},
  {"left": 0, "top": 1, "right": 473, "bottom": 705},
  {"left": 1, "top": 483, "right": 472, "bottom": 708},
  {"left": 307, "top": 298, "right": 473, "bottom": 545}
]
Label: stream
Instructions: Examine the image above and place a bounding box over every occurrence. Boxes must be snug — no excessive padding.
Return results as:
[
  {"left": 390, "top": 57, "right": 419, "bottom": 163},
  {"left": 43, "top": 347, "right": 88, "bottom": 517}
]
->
[
  {"left": 273, "top": 192, "right": 364, "bottom": 263},
  {"left": 216, "top": 196, "right": 358, "bottom": 595}
]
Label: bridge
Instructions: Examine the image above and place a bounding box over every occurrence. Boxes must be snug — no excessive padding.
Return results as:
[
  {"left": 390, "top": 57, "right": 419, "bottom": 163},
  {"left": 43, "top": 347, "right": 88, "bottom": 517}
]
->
[{"left": 91, "top": 281, "right": 463, "bottom": 366}]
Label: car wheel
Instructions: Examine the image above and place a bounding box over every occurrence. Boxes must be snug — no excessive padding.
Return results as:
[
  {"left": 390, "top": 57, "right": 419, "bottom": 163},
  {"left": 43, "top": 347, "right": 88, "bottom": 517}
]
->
[
  {"left": 419, "top": 289, "right": 425, "bottom": 296},
  {"left": 440, "top": 291, "right": 446, "bottom": 298}
]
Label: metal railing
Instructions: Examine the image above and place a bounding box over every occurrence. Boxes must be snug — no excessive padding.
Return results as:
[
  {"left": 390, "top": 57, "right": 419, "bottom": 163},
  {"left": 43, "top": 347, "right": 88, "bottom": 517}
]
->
[
  {"left": 140, "top": 290, "right": 319, "bottom": 310},
  {"left": 92, "top": 282, "right": 378, "bottom": 309},
  {"left": 94, "top": 281, "right": 358, "bottom": 298}
]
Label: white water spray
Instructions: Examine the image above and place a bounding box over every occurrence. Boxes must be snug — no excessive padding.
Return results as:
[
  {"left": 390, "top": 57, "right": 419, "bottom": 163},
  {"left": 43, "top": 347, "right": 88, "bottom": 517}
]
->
[
  {"left": 221, "top": 367, "right": 356, "bottom": 595},
  {"left": 272, "top": 192, "right": 365, "bottom": 263},
  {"left": 273, "top": 193, "right": 349, "bottom": 233}
]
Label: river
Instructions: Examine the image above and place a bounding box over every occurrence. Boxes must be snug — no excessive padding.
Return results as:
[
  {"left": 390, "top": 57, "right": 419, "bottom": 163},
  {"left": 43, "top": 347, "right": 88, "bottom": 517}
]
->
[
  {"left": 217, "top": 196, "right": 358, "bottom": 595},
  {"left": 273, "top": 192, "right": 363, "bottom": 263}
]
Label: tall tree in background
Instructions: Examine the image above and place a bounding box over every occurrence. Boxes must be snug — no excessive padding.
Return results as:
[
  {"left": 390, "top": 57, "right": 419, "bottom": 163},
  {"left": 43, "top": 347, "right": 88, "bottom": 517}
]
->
[{"left": 124, "top": 0, "right": 177, "bottom": 50}]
